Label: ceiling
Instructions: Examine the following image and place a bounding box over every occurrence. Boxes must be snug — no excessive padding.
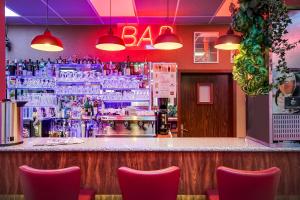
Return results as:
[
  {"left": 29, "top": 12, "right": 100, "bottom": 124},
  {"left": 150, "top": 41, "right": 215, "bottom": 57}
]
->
[{"left": 5, "top": 0, "right": 300, "bottom": 26}]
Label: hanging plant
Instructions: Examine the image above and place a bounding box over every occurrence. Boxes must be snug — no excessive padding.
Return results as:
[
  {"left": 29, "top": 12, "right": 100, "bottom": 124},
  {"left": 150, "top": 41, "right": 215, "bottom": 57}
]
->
[{"left": 231, "top": 0, "right": 300, "bottom": 95}]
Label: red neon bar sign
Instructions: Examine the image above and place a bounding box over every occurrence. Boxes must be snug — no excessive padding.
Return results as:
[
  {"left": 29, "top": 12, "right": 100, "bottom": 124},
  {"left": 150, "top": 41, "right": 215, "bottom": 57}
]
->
[{"left": 119, "top": 25, "right": 175, "bottom": 48}]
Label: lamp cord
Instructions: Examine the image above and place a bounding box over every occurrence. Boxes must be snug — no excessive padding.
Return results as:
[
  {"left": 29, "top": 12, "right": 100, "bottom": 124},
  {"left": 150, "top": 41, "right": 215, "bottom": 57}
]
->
[
  {"left": 166, "top": 0, "right": 169, "bottom": 23},
  {"left": 46, "top": 0, "right": 49, "bottom": 29},
  {"left": 109, "top": 0, "right": 112, "bottom": 33}
]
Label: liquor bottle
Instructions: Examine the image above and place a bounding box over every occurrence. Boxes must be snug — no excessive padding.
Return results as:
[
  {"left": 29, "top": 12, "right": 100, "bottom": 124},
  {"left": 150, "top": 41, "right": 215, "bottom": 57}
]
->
[
  {"left": 139, "top": 63, "right": 144, "bottom": 75},
  {"left": 103, "top": 63, "right": 108, "bottom": 76},
  {"left": 121, "top": 62, "right": 126, "bottom": 75},
  {"left": 133, "top": 62, "right": 139, "bottom": 75},
  {"left": 126, "top": 56, "right": 132, "bottom": 75},
  {"left": 93, "top": 99, "right": 98, "bottom": 117},
  {"left": 29, "top": 59, "right": 36, "bottom": 76},
  {"left": 130, "top": 62, "right": 134, "bottom": 75},
  {"left": 22, "top": 60, "right": 28, "bottom": 76},
  {"left": 125, "top": 63, "right": 130, "bottom": 76},
  {"left": 57, "top": 56, "right": 63, "bottom": 64},
  {"left": 84, "top": 98, "right": 90, "bottom": 116},
  {"left": 35, "top": 60, "right": 40, "bottom": 76}
]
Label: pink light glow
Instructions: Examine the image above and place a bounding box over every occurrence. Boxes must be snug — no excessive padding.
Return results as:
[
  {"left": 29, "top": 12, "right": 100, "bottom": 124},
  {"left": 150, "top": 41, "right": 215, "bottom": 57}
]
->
[
  {"left": 216, "top": 0, "right": 239, "bottom": 17},
  {"left": 89, "top": 0, "right": 136, "bottom": 17}
]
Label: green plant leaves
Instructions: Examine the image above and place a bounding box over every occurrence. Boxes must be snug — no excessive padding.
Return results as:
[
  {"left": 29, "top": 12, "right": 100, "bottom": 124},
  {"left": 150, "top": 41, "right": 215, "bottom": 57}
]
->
[{"left": 230, "top": 0, "right": 299, "bottom": 95}]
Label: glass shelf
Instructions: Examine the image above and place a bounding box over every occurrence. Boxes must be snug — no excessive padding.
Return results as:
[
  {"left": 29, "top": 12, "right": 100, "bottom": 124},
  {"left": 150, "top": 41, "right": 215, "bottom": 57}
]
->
[
  {"left": 7, "top": 87, "right": 55, "bottom": 90},
  {"left": 8, "top": 75, "right": 55, "bottom": 79},
  {"left": 102, "top": 100, "right": 150, "bottom": 102},
  {"left": 23, "top": 105, "right": 57, "bottom": 108}
]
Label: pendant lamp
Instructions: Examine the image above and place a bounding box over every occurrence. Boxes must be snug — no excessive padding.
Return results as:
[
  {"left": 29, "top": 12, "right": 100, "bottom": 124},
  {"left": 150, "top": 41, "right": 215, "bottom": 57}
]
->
[
  {"left": 31, "top": 0, "right": 63, "bottom": 52},
  {"left": 96, "top": 0, "right": 125, "bottom": 51},
  {"left": 153, "top": 0, "right": 182, "bottom": 50},
  {"left": 154, "top": 27, "right": 183, "bottom": 50},
  {"left": 214, "top": 26, "right": 241, "bottom": 50}
]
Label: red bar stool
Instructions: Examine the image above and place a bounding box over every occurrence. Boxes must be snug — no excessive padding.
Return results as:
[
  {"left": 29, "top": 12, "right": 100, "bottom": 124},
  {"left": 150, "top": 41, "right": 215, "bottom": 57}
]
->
[
  {"left": 19, "top": 165, "right": 95, "bottom": 200},
  {"left": 118, "top": 166, "right": 180, "bottom": 200},
  {"left": 207, "top": 166, "right": 281, "bottom": 200}
]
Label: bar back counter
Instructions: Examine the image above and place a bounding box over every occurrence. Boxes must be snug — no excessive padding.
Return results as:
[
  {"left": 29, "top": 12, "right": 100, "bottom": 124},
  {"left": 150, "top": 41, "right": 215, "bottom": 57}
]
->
[{"left": 0, "top": 137, "right": 299, "bottom": 200}]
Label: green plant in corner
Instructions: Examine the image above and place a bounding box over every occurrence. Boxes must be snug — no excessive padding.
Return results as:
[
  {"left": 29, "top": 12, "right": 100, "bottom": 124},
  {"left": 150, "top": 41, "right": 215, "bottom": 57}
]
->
[{"left": 231, "top": 0, "right": 300, "bottom": 95}]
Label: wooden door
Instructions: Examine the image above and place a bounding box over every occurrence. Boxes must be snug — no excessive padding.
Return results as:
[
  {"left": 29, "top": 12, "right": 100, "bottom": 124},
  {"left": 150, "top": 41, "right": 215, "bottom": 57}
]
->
[{"left": 180, "top": 73, "right": 234, "bottom": 137}]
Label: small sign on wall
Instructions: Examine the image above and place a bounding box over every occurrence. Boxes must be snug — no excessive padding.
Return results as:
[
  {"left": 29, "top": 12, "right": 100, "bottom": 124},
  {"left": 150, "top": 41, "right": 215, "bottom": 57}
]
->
[{"left": 197, "top": 83, "right": 213, "bottom": 104}]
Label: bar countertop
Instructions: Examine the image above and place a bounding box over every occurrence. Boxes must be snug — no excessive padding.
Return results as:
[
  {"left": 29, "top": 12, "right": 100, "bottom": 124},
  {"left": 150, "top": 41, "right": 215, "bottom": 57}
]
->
[{"left": 1, "top": 137, "right": 300, "bottom": 152}]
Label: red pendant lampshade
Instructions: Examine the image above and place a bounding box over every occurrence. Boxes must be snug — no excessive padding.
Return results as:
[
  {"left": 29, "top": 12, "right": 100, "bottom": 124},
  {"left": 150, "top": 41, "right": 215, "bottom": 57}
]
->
[
  {"left": 31, "top": 29, "right": 63, "bottom": 52},
  {"left": 95, "top": 0, "right": 125, "bottom": 51},
  {"left": 96, "top": 30, "right": 125, "bottom": 51},
  {"left": 214, "top": 27, "right": 241, "bottom": 50},
  {"left": 154, "top": 28, "right": 183, "bottom": 50}
]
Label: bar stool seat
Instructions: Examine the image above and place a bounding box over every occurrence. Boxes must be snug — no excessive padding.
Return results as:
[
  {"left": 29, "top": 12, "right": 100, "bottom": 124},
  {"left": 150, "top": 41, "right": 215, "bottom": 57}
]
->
[
  {"left": 19, "top": 165, "right": 95, "bottom": 200},
  {"left": 118, "top": 166, "right": 180, "bottom": 200},
  {"left": 206, "top": 166, "right": 281, "bottom": 200}
]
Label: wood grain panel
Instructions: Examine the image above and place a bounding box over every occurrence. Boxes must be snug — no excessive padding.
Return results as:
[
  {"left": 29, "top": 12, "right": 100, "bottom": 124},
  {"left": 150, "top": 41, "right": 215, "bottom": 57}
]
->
[
  {"left": 0, "top": 195, "right": 207, "bottom": 200},
  {"left": 180, "top": 73, "right": 234, "bottom": 137},
  {"left": 0, "top": 151, "right": 299, "bottom": 196}
]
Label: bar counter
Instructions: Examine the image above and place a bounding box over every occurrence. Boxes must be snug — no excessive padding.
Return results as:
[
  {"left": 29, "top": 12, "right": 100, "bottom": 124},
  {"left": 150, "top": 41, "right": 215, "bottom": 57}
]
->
[
  {"left": 0, "top": 137, "right": 300, "bottom": 152},
  {"left": 0, "top": 138, "right": 300, "bottom": 200}
]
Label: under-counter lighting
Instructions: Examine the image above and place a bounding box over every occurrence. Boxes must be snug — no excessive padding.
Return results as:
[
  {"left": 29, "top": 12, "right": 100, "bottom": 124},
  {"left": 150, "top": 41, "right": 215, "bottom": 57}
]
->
[{"left": 5, "top": 6, "right": 20, "bottom": 17}]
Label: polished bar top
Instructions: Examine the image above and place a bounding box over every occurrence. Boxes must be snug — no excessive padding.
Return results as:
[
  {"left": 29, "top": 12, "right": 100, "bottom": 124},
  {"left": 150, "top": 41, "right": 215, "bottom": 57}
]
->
[{"left": 1, "top": 137, "right": 300, "bottom": 152}]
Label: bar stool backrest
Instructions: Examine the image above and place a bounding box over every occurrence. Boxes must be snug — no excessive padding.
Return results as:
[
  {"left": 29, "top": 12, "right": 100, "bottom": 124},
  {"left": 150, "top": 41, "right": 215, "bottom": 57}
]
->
[
  {"left": 19, "top": 165, "right": 81, "bottom": 200},
  {"left": 217, "top": 166, "right": 281, "bottom": 200},
  {"left": 118, "top": 166, "right": 180, "bottom": 200}
]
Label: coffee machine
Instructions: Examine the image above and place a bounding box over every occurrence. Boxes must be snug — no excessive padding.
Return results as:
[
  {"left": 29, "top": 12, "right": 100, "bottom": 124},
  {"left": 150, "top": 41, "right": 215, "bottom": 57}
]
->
[{"left": 156, "top": 98, "right": 169, "bottom": 134}]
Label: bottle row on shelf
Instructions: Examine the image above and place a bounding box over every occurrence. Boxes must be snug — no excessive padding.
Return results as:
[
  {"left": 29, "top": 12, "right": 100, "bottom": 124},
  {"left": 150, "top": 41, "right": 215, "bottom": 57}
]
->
[
  {"left": 7, "top": 56, "right": 150, "bottom": 78},
  {"left": 6, "top": 57, "right": 157, "bottom": 122}
]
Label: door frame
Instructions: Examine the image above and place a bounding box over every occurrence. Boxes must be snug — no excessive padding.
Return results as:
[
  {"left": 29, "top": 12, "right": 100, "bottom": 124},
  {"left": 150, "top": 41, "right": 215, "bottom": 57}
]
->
[{"left": 177, "top": 69, "right": 237, "bottom": 137}]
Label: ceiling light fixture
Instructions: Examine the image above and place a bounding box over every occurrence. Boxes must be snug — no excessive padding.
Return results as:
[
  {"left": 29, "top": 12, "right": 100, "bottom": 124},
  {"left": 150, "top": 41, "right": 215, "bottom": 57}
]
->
[
  {"left": 5, "top": 7, "right": 20, "bottom": 17},
  {"left": 214, "top": 26, "right": 241, "bottom": 50},
  {"left": 153, "top": 0, "right": 183, "bottom": 50},
  {"left": 31, "top": 0, "right": 63, "bottom": 52},
  {"left": 214, "top": 1, "right": 241, "bottom": 50},
  {"left": 96, "top": 0, "right": 125, "bottom": 51}
]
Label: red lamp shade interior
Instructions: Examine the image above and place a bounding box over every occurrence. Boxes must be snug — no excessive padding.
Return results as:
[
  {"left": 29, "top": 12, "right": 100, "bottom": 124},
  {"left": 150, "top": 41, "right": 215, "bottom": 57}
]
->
[
  {"left": 154, "top": 28, "right": 183, "bottom": 50},
  {"left": 214, "top": 27, "right": 241, "bottom": 50},
  {"left": 31, "top": 29, "right": 63, "bottom": 52},
  {"left": 96, "top": 32, "right": 125, "bottom": 51}
]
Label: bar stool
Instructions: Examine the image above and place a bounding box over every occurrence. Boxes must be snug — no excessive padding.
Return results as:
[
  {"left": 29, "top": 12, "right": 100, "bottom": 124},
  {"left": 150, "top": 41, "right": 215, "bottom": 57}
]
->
[
  {"left": 19, "top": 165, "right": 95, "bottom": 200},
  {"left": 118, "top": 166, "right": 180, "bottom": 200},
  {"left": 207, "top": 166, "right": 281, "bottom": 200}
]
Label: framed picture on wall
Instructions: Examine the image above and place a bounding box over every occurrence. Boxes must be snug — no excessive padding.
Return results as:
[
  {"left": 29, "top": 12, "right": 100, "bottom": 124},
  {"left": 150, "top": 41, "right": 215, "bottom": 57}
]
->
[{"left": 194, "top": 32, "right": 219, "bottom": 63}]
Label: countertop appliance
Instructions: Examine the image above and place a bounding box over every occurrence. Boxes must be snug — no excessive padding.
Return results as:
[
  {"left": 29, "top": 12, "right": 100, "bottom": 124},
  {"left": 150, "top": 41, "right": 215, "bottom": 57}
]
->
[
  {"left": 0, "top": 100, "right": 26, "bottom": 146},
  {"left": 99, "top": 115, "right": 156, "bottom": 137},
  {"left": 156, "top": 98, "right": 169, "bottom": 134}
]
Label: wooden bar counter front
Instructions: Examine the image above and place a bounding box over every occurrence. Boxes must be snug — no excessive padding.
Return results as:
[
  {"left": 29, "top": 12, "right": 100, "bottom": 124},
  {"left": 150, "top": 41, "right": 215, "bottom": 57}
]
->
[{"left": 0, "top": 138, "right": 299, "bottom": 200}]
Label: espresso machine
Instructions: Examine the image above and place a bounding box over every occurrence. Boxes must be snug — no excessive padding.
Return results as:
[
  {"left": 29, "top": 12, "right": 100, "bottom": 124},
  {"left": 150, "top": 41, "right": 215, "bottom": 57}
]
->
[
  {"left": 156, "top": 98, "right": 169, "bottom": 134},
  {"left": 0, "top": 99, "right": 26, "bottom": 146},
  {"left": 100, "top": 115, "right": 156, "bottom": 137}
]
